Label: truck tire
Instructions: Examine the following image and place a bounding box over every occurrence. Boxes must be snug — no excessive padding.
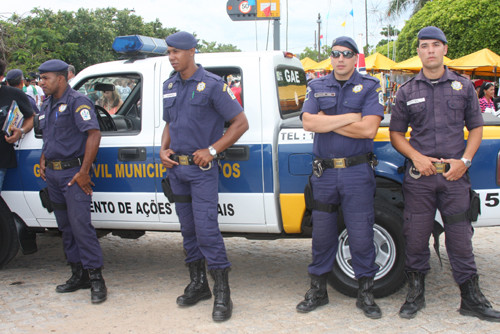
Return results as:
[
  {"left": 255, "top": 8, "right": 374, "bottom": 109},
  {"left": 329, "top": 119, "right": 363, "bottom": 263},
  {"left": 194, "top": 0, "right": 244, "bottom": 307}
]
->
[
  {"left": 328, "top": 199, "right": 405, "bottom": 298},
  {"left": 0, "top": 196, "right": 20, "bottom": 268}
]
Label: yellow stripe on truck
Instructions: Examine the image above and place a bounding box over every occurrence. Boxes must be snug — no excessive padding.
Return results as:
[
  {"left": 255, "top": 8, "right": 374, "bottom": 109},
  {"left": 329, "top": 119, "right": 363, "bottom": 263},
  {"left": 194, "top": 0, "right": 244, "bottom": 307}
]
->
[
  {"left": 280, "top": 193, "right": 305, "bottom": 234},
  {"left": 375, "top": 125, "right": 500, "bottom": 142}
]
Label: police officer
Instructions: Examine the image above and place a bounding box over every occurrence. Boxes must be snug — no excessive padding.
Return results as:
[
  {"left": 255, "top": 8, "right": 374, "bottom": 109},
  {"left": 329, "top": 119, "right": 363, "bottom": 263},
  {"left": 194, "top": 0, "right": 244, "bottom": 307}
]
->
[
  {"left": 298, "top": 37, "right": 384, "bottom": 319},
  {"left": 160, "top": 31, "right": 248, "bottom": 322},
  {"left": 38, "top": 59, "right": 107, "bottom": 304},
  {"left": 390, "top": 26, "right": 500, "bottom": 321}
]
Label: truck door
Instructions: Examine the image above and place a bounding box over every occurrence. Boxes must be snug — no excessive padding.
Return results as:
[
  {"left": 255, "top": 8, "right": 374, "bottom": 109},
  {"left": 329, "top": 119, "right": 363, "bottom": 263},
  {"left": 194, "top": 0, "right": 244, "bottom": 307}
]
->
[{"left": 156, "top": 55, "right": 268, "bottom": 232}]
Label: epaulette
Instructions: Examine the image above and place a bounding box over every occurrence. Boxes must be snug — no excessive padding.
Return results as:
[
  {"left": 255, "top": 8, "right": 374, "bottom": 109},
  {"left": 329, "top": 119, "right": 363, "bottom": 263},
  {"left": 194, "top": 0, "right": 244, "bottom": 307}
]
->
[
  {"left": 204, "top": 70, "right": 223, "bottom": 82},
  {"left": 399, "top": 76, "right": 416, "bottom": 89}
]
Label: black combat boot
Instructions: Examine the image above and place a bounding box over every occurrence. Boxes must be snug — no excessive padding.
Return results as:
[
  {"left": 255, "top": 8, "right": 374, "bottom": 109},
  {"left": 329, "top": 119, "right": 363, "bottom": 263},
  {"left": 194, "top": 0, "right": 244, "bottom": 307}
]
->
[
  {"left": 459, "top": 274, "right": 500, "bottom": 322},
  {"left": 356, "top": 276, "right": 382, "bottom": 319},
  {"left": 210, "top": 268, "right": 233, "bottom": 322},
  {"left": 296, "top": 273, "right": 329, "bottom": 313},
  {"left": 55, "top": 262, "right": 91, "bottom": 293},
  {"left": 177, "top": 259, "right": 212, "bottom": 306},
  {"left": 88, "top": 268, "right": 107, "bottom": 304},
  {"left": 399, "top": 271, "right": 426, "bottom": 319}
]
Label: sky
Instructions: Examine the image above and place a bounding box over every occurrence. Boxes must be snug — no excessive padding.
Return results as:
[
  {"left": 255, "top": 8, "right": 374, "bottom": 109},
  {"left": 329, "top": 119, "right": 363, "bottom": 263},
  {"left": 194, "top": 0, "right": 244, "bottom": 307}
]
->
[{"left": 0, "top": 0, "right": 409, "bottom": 55}]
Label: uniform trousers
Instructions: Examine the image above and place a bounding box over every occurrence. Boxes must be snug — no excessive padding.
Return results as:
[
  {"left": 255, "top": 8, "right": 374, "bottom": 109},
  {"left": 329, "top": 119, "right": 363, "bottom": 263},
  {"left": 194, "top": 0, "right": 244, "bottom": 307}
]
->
[
  {"left": 46, "top": 167, "right": 103, "bottom": 269},
  {"left": 402, "top": 171, "right": 476, "bottom": 284},
  {"left": 309, "top": 163, "right": 379, "bottom": 279},
  {"left": 168, "top": 164, "right": 230, "bottom": 270}
]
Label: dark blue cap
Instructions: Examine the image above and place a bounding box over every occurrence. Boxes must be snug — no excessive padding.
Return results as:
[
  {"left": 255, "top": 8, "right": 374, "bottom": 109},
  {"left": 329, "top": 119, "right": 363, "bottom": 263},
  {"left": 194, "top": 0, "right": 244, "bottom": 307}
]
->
[
  {"left": 5, "top": 69, "right": 23, "bottom": 81},
  {"left": 165, "top": 31, "right": 197, "bottom": 50},
  {"left": 331, "top": 36, "right": 359, "bottom": 54},
  {"left": 418, "top": 26, "right": 447, "bottom": 44},
  {"left": 38, "top": 59, "right": 69, "bottom": 74}
]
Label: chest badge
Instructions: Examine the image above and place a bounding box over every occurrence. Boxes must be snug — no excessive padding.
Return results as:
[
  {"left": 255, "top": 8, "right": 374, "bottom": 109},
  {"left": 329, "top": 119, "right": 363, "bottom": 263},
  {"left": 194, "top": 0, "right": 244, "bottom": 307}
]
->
[
  {"left": 197, "top": 82, "right": 206, "bottom": 92},
  {"left": 59, "top": 104, "right": 67, "bottom": 112},
  {"left": 168, "top": 82, "right": 173, "bottom": 89},
  {"left": 352, "top": 84, "right": 363, "bottom": 93},
  {"left": 451, "top": 81, "right": 463, "bottom": 91}
]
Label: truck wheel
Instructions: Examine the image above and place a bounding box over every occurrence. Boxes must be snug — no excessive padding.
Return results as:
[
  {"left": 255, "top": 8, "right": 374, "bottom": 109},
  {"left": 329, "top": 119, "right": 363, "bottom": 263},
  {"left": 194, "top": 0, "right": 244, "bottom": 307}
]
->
[
  {"left": 328, "top": 199, "right": 405, "bottom": 298},
  {"left": 0, "top": 197, "right": 20, "bottom": 268}
]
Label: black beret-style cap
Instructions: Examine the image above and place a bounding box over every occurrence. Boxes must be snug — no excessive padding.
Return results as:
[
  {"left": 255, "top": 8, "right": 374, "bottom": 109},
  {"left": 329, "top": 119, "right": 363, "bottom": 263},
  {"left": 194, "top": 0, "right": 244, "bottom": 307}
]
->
[
  {"left": 331, "top": 36, "right": 359, "bottom": 54},
  {"left": 417, "top": 26, "right": 447, "bottom": 44},
  {"left": 165, "top": 31, "right": 198, "bottom": 50},
  {"left": 5, "top": 69, "right": 23, "bottom": 81},
  {"left": 38, "top": 59, "right": 69, "bottom": 74}
]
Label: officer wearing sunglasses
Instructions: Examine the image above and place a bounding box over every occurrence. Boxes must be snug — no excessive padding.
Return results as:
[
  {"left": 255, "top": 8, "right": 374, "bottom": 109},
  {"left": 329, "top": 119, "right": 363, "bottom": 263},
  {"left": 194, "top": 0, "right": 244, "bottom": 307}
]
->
[{"left": 298, "top": 36, "right": 384, "bottom": 319}]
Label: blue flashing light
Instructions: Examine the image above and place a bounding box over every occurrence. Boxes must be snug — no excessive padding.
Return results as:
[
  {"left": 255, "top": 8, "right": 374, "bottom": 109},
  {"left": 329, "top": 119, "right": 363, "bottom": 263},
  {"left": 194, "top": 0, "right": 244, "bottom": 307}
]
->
[{"left": 112, "top": 35, "right": 167, "bottom": 55}]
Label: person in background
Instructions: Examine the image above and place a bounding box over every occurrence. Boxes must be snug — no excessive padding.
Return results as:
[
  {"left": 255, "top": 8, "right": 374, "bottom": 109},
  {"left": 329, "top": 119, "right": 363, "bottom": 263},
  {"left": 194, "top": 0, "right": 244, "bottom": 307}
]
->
[
  {"left": 478, "top": 82, "right": 495, "bottom": 113},
  {"left": 5, "top": 69, "right": 39, "bottom": 113},
  {"left": 67, "top": 65, "right": 76, "bottom": 84},
  {"left": 0, "top": 61, "right": 34, "bottom": 192},
  {"left": 98, "top": 89, "right": 123, "bottom": 115}
]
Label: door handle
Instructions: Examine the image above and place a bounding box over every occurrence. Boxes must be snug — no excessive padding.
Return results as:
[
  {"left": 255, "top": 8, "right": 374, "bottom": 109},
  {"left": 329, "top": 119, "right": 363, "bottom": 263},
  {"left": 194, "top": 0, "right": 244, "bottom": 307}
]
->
[
  {"left": 118, "top": 147, "right": 147, "bottom": 161},
  {"left": 224, "top": 145, "right": 249, "bottom": 161}
]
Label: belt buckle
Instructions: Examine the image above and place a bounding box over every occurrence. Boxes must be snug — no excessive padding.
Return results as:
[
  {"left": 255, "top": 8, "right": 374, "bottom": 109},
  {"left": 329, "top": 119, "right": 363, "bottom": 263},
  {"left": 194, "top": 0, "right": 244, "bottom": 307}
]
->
[
  {"left": 333, "top": 158, "right": 346, "bottom": 168},
  {"left": 178, "top": 155, "right": 189, "bottom": 166},
  {"left": 312, "top": 160, "right": 323, "bottom": 177},
  {"left": 434, "top": 162, "right": 446, "bottom": 173},
  {"left": 52, "top": 161, "right": 62, "bottom": 170}
]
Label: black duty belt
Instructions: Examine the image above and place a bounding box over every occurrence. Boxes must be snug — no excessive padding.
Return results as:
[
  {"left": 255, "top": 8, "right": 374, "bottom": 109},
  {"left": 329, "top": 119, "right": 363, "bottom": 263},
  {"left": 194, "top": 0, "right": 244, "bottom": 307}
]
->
[
  {"left": 313, "top": 153, "right": 376, "bottom": 177},
  {"left": 46, "top": 157, "right": 83, "bottom": 170},
  {"left": 170, "top": 153, "right": 224, "bottom": 171}
]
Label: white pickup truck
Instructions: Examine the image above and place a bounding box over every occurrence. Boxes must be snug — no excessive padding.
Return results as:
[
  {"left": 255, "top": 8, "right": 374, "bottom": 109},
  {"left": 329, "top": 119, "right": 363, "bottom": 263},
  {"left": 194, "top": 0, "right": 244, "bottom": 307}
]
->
[{"left": 2, "top": 36, "right": 500, "bottom": 298}]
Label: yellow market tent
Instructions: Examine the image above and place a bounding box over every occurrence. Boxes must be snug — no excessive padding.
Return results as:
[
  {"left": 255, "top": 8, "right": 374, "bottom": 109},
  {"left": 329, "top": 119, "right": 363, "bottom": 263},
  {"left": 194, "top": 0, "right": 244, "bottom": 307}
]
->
[
  {"left": 365, "top": 53, "right": 396, "bottom": 71},
  {"left": 300, "top": 57, "right": 319, "bottom": 71},
  {"left": 311, "top": 58, "right": 332, "bottom": 71},
  {"left": 392, "top": 55, "right": 452, "bottom": 72},
  {"left": 447, "top": 48, "right": 500, "bottom": 76}
]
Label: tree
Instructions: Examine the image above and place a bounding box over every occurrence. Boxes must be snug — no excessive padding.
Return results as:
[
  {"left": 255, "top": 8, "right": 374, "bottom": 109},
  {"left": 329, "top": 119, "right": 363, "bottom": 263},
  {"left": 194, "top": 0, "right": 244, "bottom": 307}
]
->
[
  {"left": 0, "top": 7, "right": 236, "bottom": 74},
  {"left": 297, "top": 45, "right": 331, "bottom": 62},
  {"left": 387, "top": 0, "right": 431, "bottom": 17},
  {"left": 395, "top": 0, "right": 500, "bottom": 61},
  {"left": 197, "top": 40, "right": 240, "bottom": 53},
  {"left": 375, "top": 41, "right": 396, "bottom": 60}
]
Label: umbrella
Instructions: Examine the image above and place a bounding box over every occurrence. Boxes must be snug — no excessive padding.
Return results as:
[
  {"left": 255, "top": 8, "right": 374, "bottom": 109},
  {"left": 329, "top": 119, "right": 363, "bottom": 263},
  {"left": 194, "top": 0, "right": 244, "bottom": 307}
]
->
[
  {"left": 300, "top": 57, "right": 319, "bottom": 71},
  {"left": 447, "top": 48, "right": 500, "bottom": 76},
  {"left": 391, "top": 55, "right": 452, "bottom": 72},
  {"left": 365, "top": 52, "right": 396, "bottom": 71}
]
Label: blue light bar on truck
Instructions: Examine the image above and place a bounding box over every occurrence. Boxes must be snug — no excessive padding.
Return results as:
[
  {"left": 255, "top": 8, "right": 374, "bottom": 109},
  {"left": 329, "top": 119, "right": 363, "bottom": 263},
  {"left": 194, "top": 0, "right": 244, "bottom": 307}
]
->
[{"left": 112, "top": 35, "right": 167, "bottom": 55}]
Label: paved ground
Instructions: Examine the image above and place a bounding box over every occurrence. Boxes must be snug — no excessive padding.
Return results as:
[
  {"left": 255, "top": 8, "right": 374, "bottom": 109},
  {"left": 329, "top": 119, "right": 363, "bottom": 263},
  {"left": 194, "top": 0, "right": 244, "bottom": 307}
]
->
[{"left": 1, "top": 227, "right": 500, "bottom": 334}]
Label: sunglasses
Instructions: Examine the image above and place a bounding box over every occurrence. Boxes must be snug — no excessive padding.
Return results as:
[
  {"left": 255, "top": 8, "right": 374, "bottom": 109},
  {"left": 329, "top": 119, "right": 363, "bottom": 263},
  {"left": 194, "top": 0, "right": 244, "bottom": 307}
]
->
[{"left": 331, "top": 50, "right": 356, "bottom": 59}]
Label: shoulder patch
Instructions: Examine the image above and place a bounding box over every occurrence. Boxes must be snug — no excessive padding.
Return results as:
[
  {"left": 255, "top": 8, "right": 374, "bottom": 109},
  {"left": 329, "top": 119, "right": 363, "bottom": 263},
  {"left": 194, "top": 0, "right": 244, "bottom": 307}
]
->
[
  {"left": 80, "top": 108, "right": 91, "bottom": 121},
  {"left": 76, "top": 105, "right": 91, "bottom": 113}
]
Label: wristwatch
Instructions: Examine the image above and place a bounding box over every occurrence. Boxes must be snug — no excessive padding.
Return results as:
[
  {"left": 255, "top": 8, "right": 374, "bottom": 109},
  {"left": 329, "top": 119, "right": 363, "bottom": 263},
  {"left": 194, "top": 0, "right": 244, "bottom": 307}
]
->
[
  {"left": 461, "top": 157, "right": 471, "bottom": 168},
  {"left": 208, "top": 145, "right": 217, "bottom": 158}
]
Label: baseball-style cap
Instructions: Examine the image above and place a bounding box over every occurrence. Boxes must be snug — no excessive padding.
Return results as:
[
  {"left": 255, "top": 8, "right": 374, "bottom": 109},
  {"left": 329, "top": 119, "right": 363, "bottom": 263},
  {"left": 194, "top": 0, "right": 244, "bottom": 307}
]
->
[
  {"left": 38, "top": 59, "right": 69, "bottom": 74},
  {"left": 5, "top": 69, "right": 23, "bottom": 81},
  {"left": 331, "top": 36, "right": 359, "bottom": 54},
  {"left": 417, "top": 26, "right": 447, "bottom": 44},
  {"left": 165, "top": 31, "right": 198, "bottom": 50}
]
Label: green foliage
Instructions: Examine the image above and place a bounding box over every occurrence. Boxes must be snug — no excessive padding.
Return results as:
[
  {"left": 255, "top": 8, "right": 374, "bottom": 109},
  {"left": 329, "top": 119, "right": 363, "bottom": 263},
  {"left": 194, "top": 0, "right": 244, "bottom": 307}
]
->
[
  {"left": 396, "top": 0, "right": 500, "bottom": 61},
  {"left": 375, "top": 41, "right": 397, "bottom": 60},
  {"left": 297, "top": 45, "right": 331, "bottom": 62},
  {"left": 197, "top": 40, "right": 240, "bottom": 53},
  {"left": 0, "top": 7, "right": 232, "bottom": 75},
  {"left": 387, "top": 0, "right": 431, "bottom": 17}
]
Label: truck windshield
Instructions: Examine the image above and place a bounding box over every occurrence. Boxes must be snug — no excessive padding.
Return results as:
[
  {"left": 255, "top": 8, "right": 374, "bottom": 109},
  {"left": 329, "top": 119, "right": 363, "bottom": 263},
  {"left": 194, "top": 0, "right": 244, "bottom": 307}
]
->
[{"left": 275, "top": 65, "right": 307, "bottom": 118}]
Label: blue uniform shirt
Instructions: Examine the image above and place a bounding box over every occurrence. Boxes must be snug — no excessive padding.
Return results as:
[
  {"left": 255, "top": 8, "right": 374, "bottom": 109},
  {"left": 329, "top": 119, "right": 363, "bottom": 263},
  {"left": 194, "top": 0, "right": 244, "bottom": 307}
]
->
[
  {"left": 302, "top": 70, "right": 384, "bottom": 158},
  {"left": 40, "top": 86, "right": 99, "bottom": 160},
  {"left": 390, "top": 67, "right": 483, "bottom": 159},
  {"left": 163, "top": 65, "right": 243, "bottom": 154}
]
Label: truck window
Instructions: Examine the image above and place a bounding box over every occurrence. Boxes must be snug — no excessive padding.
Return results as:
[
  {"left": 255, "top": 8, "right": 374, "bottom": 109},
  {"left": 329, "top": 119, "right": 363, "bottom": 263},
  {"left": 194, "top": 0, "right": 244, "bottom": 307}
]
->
[
  {"left": 205, "top": 67, "right": 243, "bottom": 108},
  {"left": 275, "top": 65, "right": 307, "bottom": 118},
  {"left": 74, "top": 74, "right": 141, "bottom": 135}
]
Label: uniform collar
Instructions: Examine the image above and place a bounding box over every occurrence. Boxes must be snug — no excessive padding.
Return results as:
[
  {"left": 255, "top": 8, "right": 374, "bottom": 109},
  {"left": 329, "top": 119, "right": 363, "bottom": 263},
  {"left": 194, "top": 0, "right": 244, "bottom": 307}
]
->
[
  {"left": 173, "top": 64, "right": 205, "bottom": 83},
  {"left": 328, "top": 69, "right": 362, "bottom": 87},
  {"left": 415, "top": 65, "right": 453, "bottom": 84}
]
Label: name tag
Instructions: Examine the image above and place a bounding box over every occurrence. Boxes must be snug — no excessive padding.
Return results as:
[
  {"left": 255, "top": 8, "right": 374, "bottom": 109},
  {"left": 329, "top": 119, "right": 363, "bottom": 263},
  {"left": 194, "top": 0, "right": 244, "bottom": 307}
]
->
[
  {"left": 163, "top": 93, "right": 177, "bottom": 99},
  {"left": 407, "top": 97, "right": 425, "bottom": 106},
  {"left": 314, "top": 92, "right": 336, "bottom": 98}
]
